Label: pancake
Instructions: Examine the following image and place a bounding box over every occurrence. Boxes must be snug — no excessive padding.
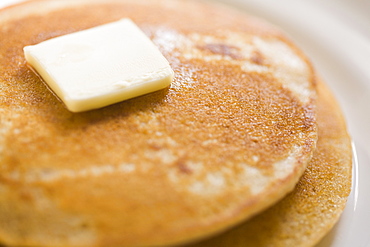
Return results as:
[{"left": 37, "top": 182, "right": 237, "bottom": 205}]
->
[
  {"left": 0, "top": 0, "right": 319, "bottom": 246},
  {"left": 188, "top": 79, "right": 352, "bottom": 247}
]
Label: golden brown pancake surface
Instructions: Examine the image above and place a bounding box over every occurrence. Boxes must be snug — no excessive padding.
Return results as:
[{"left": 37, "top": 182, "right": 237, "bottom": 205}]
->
[
  {"left": 0, "top": 0, "right": 319, "bottom": 246},
  {"left": 188, "top": 80, "right": 352, "bottom": 247}
]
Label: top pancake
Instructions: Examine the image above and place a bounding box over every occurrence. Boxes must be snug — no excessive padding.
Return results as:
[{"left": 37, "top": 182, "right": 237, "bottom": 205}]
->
[{"left": 0, "top": 0, "right": 317, "bottom": 246}]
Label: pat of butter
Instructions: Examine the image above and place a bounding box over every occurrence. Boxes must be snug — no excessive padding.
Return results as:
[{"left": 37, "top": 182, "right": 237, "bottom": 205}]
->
[{"left": 24, "top": 18, "right": 174, "bottom": 112}]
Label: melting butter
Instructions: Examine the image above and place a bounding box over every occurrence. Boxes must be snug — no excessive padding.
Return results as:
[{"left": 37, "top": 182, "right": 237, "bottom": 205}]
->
[{"left": 24, "top": 18, "right": 174, "bottom": 112}]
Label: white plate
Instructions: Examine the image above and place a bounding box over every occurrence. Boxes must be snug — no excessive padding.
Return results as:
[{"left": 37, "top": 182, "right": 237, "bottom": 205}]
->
[
  {"left": 1, "top": 1, "right": 370, "bottom": 246},
  {"left": 0, "top": 0, "right": 24, "bottom": 8}
]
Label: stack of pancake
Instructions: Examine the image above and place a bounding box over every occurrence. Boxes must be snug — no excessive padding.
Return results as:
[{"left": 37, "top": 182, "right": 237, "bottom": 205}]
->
[{"left": 0, "top": 0, "right": 352, "bottom": 246}]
